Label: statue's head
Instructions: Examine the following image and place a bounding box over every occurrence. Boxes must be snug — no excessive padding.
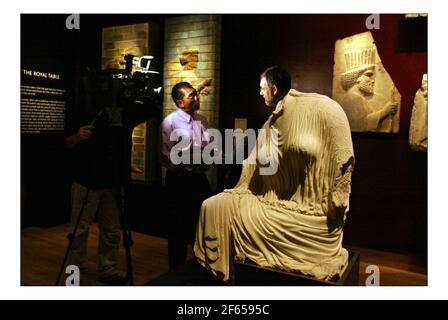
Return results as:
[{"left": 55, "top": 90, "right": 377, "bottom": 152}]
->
[
  {"left": 179, "top": 47, "right": 199, "bottom": 70},
  {"left": 356, "top": 67, "right": 376, "bottom": 95},
  {"left": 340, "top": 47, "right": 376, "bottom": 95}
]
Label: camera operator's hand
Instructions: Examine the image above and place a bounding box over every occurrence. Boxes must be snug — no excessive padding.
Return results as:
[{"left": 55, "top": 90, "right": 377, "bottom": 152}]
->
[
  {"left": 78, "top": 125, "right": 95, "bottom": 141},
  {"left": 65, "top": 125, "right": 95, "bottom": 149}
]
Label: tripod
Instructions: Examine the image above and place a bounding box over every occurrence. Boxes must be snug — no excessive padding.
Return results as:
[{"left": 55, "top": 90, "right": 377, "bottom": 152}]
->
[
  {"left": 56, "top": 128, "right": 135, "bottom": 286},
  {"left": 55, "top": 184, "right": 135, "bottom": 286}
]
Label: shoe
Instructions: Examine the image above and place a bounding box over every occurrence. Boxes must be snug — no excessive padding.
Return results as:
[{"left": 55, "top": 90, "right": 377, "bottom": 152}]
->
[{"left": 97, "top": 274, "right": 128, "bottom": 286}]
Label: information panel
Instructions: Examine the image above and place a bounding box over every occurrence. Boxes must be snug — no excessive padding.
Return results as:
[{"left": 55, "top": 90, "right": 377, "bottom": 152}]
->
[{"left": 21, "top": 69, "right": 66, "bottom": 133}]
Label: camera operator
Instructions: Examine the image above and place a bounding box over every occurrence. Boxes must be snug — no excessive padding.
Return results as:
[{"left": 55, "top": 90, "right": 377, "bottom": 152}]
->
[
  {"left": 160, "top": 82, "right": 212, "bottom": 269},
  {"left": 64, "top": 66, "right": 161, "bottom": 285},
  {"left": 65, "top": 114, "right": 127, "bottom": 285}
]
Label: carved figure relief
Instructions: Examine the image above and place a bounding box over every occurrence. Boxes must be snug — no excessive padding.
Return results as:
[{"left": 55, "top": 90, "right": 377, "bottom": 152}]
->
[
  {"left": 179, "top": 48, "right": 199, "bottom": 70},
  {"left": 333, "top": 32, "right": 401, "bottom": 133},
  {"left": 409, "top": 74, "right": 428, "bottom": 151},
  {"left": 177, "top": 47, "right": 213, "bottom": 96}
]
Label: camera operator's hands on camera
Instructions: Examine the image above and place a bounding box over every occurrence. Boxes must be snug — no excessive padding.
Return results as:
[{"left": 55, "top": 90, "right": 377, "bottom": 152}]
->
[
  {"left": 78, "top": 125, "right": 95, "bottom": 140},
  {"left": 65, "top": 125, "right": 95, "bottom": 149}
]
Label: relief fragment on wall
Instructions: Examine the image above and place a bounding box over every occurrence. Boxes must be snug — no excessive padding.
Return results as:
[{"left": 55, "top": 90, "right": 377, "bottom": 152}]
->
[
  {"left": 179, "top": 48, "right": 199, "bottom": 70},
  {"left": 409, "top": 74, "right": 428, "bottom": 151},
  {"left": 177, "top": 47, "right": 213, "bottom": 96},
  {"left": 332, "top": 31, "right": 401, "bottom": 133}
]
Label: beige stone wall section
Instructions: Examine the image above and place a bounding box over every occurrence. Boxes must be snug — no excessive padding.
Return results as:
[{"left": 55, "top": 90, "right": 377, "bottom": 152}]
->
[
  {"left": 102, "top": 23, "right": 150, "bottom": 181},
  {"left": 102, "top": 23, "right": 149, "bottom": 71},
  {"left": 163, "top": 15, "right": 222, "bottom": 189}
]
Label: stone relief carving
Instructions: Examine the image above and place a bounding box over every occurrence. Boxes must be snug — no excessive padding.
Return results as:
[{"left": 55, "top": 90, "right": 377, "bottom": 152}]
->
[
  {"left": 179, "top": 48, "right": 199, "bottom": 70},
  {"left": 332, "top": 31, "right": 401, "bottom": 133},
  {"left": 409, "top": 74, "right": 428, "bottom": 151},
  {"left": 196, "top": 78, "right": 213, "bottom": 96},
  {"left": 177, "top": 47, "right": 213, "bottom": 96}
]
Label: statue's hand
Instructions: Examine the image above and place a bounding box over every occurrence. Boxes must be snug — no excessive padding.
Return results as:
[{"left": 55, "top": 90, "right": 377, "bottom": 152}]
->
[
  {"left": 382, "top": 103, "right": 398, "bottom": 119},
  {"left": 387, "top": 103, "right": 398, "bottom": 116}
]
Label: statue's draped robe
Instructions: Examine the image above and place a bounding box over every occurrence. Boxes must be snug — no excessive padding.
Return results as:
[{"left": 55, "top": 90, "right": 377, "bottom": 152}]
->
[{"left": 194, "top": 90, "right": 355, "bottom": 281}]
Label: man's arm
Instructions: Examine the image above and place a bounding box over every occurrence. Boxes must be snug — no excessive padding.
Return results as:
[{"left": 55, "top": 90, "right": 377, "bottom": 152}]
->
[
  {"left": 159, "top": 119, "right": 176, "bottom": 170},
  {"left": 65, "top": 125, "right": 95, "bottom": 149}
]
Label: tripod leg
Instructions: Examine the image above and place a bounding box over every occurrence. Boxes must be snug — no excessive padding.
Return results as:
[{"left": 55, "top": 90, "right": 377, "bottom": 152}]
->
[
  {"left": 119, "top": 189, "right": 134, "bottom": 286},
  {"left": 122, "top": 229, "right": 134, "bottom": 285},
  {"left": 55, "top": 188, "right": 90, "bottom": 286}
]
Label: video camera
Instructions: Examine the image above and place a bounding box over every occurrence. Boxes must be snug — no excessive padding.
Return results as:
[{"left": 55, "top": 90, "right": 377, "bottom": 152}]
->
[{"left": 85, "top": 54, "right": 163, "bottom": 129}]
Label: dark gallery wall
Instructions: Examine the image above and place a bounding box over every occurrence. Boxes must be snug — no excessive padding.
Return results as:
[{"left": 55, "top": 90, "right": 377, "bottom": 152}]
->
[
  {"left": 219, "top": 14, "right": 427, "bottom": 254},
  {"left": 21, "top": 15, "right": 76, "bottom": 226}
]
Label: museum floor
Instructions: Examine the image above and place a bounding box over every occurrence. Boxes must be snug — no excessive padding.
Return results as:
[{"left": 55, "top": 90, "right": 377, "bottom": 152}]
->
[{"left": 21, "top": 224, "right": 427, "bottom": 286}]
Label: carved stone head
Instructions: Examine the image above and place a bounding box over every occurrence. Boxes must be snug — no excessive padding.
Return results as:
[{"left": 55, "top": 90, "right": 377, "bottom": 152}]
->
[
  {"left": 179, "top": 48, "right": 199, "bottom": 70},
  {"left": 340, "top": 47, "right": 376, "bottom": 95}
]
